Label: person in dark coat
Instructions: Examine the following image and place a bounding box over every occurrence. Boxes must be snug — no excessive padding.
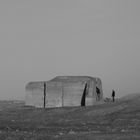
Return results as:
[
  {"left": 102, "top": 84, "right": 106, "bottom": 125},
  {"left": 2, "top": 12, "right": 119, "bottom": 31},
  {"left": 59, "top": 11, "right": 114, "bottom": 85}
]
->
[
  {"left": 96, "top": 87, "right": 100, "bottom": 101},
  {"left": 112, "top": 90, "right": 115, "bottom": 102}
]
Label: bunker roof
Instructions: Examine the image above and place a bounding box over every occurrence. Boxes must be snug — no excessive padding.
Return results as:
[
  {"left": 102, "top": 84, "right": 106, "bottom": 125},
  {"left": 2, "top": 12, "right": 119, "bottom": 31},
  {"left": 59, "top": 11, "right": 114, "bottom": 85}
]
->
[
  {"left": 26, "top": 76, "right": 101, "bottom": 90},
  {"left": 48, "top": 76, "right": 99, "bottom": 83}
]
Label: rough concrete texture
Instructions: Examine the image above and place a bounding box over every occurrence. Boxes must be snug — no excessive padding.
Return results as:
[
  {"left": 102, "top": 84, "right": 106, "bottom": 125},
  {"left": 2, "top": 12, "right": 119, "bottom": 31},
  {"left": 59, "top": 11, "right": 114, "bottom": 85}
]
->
[{"left": 25, "top": 76, "right": 103, "bottom": 108}]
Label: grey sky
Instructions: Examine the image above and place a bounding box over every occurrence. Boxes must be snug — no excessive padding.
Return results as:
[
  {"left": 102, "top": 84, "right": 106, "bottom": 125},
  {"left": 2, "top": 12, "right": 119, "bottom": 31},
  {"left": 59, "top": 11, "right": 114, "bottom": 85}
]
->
[{"left": 0, "top": 0, "right": 140, "bottom": 99}]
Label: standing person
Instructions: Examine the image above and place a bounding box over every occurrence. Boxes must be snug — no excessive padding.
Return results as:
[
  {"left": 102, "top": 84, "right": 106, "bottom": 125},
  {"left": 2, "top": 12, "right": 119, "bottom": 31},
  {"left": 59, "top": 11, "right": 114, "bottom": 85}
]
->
[
  {"left": 96, "top": 87, "right": 100, "bottom": 101},
  {"left": 112, "top": 90, "right": 115, "bottom": 102}
]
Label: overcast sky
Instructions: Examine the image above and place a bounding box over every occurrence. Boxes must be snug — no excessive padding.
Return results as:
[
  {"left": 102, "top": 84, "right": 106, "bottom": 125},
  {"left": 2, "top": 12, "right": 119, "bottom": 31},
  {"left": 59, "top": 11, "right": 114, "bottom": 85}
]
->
[{"left": 0, "top": 0, "right": 140, "bottom": 100}]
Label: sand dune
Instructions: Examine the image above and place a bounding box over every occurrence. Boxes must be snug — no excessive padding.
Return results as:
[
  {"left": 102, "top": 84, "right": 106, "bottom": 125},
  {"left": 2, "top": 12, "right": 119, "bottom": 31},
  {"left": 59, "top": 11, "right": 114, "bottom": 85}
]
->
[{"left": 121, "top": 93, "right": 140, "bottom": 101}]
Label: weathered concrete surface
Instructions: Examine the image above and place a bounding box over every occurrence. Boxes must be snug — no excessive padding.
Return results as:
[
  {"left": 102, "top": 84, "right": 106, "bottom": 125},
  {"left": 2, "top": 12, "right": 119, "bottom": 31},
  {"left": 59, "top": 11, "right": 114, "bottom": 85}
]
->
[
  {"left": 46, "top": 82, "right": 62, "bottom": 107},
  {"left": 63, "top": 83, "right": 84, "bottom": 106},
  {"left": 25, "top": 89, "right": 44, "bottom": 108}
]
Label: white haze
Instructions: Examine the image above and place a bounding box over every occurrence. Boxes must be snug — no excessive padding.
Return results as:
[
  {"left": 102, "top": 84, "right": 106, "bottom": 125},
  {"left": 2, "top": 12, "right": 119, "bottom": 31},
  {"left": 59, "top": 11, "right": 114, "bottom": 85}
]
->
[{"left": 0, "top": 0, "right": 140, "bottom": 100}]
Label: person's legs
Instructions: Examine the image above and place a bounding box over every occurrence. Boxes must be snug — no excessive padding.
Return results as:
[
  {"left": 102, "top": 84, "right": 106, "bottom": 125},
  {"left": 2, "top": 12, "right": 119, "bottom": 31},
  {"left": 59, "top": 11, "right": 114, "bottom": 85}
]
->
[
  {"left": 98, "top": 94, "right": 100, "bottom": 101},
  {"left": 113, "top": 96, "right": 115, "bottom": 102}
]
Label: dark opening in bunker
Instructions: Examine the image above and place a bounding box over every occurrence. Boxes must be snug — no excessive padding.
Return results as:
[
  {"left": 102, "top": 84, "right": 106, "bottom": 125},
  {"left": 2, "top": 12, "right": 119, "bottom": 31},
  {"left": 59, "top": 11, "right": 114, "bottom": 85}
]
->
[{"left": 81, "top": 83, "right": 88, "bottom": 106}]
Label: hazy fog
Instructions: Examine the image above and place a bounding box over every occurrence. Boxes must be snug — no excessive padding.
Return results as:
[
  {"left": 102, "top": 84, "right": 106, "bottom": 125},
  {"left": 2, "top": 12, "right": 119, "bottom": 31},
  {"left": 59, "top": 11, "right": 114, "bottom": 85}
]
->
[{"left": 0, "top": 0, "right": 140, "bottom": 100}]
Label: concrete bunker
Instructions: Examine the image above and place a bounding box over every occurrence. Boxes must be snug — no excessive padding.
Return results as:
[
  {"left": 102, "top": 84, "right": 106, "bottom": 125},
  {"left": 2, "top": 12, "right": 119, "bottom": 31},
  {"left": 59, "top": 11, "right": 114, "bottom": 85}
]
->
[{"left": 25, "top": 76, "right": 103, "bottom": 108}]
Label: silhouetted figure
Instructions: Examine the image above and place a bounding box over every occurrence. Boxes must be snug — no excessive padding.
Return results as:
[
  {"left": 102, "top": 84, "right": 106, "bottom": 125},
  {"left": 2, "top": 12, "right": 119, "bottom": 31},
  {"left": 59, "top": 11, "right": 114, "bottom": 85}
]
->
[
  {"left": 81, "top": 83, "right": 87, "bottom": 106},
  {"left": 112, "top": 90, "right": 115, "bottom": 102},
  {"left": 96, "top": 87, "right": 100, "bottom": 101}
]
